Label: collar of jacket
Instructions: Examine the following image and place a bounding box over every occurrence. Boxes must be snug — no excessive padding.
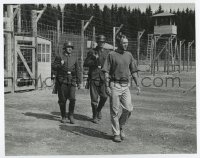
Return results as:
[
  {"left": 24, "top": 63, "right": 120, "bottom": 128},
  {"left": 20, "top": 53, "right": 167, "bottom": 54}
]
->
[
  {"left": 95, "top": 46, "right": 104, "bottom": 52},
  {"left": 116, "top": 49, "right": 126, "bottom": 54},
  {"left": 63, "top": 53, "right": 71, "bottom": 57}
]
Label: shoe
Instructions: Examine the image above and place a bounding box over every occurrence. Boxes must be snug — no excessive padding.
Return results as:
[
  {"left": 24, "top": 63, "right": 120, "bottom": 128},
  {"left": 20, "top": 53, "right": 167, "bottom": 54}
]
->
[
  {"left": 97, "top": 111, "right": 102, "bottom": 120},
  {"left": 68, "top": 115, "right": 75, "bottom": 124},
  {"left": 113, "top": 135, "right": 121, "bottom": 142},
  {"left": 61, "top": 117, "right": 67, "bottom": 123},
  {"left": 92, "top": 117, "right": 98, "bottom": 124},
  {"left": 120, "top": 129, "right": 126, "bottom": 140}
]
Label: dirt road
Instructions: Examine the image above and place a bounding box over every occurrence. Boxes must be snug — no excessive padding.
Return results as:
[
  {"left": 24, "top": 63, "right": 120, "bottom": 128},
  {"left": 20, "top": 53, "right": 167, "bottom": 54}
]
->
[{"left": 5, "top": 70, "right": 196, "bottom": 155}]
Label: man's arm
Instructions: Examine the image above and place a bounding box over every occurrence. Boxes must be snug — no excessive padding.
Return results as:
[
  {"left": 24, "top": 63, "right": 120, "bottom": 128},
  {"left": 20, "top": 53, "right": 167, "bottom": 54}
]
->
[
  {"left": 75, "top": 60, "right": 81, "bottom": 89},
  {"left": 131, "top": 72, "right": 141, "bottom": 95},
  {"left": 52, "top": 56, "right": 62, "bottom": 71},
  {"left": 104, "top": 72, "right": 111, "bottom": 96},
  {"left": 83, "top": 50, "right": 99, "bottom": 67},
  {"left": 102, "top": 53, "right": 112, "bottom": 96},
  {"left": 129, "top": 53, "right": 141, "bottom": 95},
  {"left": 131, "top": 72, "right": 139, "bottom": 86}
]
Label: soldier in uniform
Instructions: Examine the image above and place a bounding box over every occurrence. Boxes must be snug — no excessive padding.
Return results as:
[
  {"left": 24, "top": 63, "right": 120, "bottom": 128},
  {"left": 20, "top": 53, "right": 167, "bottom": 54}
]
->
[
  {"left": 52, "top": 41, "right": 81, "bottom": 124},
  {"left": 102, "top": 34, "right": 141, "bottom": 142},
  {"left": 84, "top": 35, "right": 109, "bottom": 123}
]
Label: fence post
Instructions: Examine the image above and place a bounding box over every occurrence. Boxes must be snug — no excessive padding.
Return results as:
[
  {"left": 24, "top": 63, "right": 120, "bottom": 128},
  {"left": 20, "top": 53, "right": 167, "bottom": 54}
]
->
[
  {"left": 80, "top": 16, "right": 93, "bottom": 88},
  {"left": 113, "top": 27, "right": 116, "bottom": 50},
  {"left": 137, "top": 30, "right": 145, "bottom": 66},
  {"left": 7, "top": 5, "right": 15, "bottom": 93},
  {"left": 190, "top": 46, "right": 193, "bottom": 69},
  {"left": 92, "top": 26, "right": 95, "bottom": 48},
  {"left": 183, "top": 43, "right": 185, "bottom": 70},
  {"left": 150, "top": 37, "right": 154, "bottom": 74},
  {"left": 170, "top": 38, "right": 174, "bottom": 71},
  {"left": 31, "top": 7, "right": 46, "bottom": 89},
  {"left": 188, "top": 41, "right": 194, "bottom": 71},
  {"left": 174, "top": 37, "right": 177, "bottom": 71},
  {"left": 187, "top": 42, "right": 190, "bottom": 72},
  {"left": 31, "top": 10, "right": 38, "bottom": 89},
  {"left": 17, "top": 5, "right": 21, "bottom": 33},
  {"left": 153, "top": 36, "right": 156, "bottom": 76},
  {"left": 56, "top": 20, "right": 60, "bottom": 56},
  {"left": 179, "top": 41, "right": 181, "bottom": 73},
  {"left": 81, "top": 20, "right": 84, "bottom": 87},
  {"left": 167, "top": 38, "right": 170, "bottom": 75},
  {"left": 164, "top": 42, "right": 168, "bottom": 72},
  {"left": 113, "top": 25, "right": 123, "bottom": 51},
  {"left": 61, "top": 11, "right": 64, "bottom": 34},
  {"left": 179, "top": 40, "right": 185, "bottom": 73}
]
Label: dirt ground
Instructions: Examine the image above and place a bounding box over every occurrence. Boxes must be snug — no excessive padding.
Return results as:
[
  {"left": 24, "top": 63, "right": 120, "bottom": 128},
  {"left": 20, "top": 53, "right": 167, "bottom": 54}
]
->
[{"left": 4, "top": 69, "right": 196, "bottom": 155}]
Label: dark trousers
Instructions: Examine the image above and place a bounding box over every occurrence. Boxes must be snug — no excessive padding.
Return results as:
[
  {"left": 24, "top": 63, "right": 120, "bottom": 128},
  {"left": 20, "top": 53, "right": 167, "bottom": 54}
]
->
[
  {"left": 90, "top": 80, "right": 108, "bottom": 118},
  {"left": 57, "top": 83, "right": 76, "bottom": 118}
]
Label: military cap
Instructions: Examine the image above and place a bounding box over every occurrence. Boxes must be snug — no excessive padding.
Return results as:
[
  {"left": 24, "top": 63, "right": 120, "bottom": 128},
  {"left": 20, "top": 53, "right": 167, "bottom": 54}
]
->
[{"left": 96, "top": 35, "right": 106, "bottom": 42}]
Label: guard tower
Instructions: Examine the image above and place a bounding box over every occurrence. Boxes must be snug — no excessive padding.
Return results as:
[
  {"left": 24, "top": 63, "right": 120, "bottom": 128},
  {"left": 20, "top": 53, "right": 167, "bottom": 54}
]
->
[
  {"left": 146, "top": 12, "right": 178, "bottom": 75},
  {"left": 153, "top": 12, "right": 177, "bottom": 35}
]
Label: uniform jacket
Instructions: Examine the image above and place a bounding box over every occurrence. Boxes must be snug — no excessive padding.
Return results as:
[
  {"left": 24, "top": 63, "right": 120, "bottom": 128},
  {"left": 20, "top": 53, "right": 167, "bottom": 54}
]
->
[
  {"left": 84, "top": 47, "right": 109, "bottom": 81},
  {"left": 52, "top": 53, "right": 81, "bottom": 86}
]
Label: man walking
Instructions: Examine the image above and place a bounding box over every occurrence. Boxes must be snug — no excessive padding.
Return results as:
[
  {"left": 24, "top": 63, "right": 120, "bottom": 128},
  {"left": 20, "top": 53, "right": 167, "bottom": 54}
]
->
[
  {"left": 84, "top": 35, "right": 109, "bottom": 123},
  {"left": 52, "top": 41, "right": 81, "bottom": 124},
  {"left": 102, "top": 34, "right": 141, "bottom": 142}
]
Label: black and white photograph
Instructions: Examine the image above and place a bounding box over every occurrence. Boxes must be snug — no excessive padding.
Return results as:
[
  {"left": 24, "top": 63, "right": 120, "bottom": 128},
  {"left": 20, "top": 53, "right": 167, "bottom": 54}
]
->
[{"left": 1, "top": 0, "right": 199, "bottom": 157}]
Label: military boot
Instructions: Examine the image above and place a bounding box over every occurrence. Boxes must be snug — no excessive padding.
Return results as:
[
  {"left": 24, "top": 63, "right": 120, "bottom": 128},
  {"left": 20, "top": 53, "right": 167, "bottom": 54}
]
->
[
  {"left": 59, "top": 103, "right": 66, "bottom": 123},
  {"left": 61, "top": 117, "right": 67, "bottom": 123},
  {"left": 68, "top": 100, "right": 75, "bottom": 124},
  {"left": 91, "top": 104, "right": 98, "bottom": 123}
]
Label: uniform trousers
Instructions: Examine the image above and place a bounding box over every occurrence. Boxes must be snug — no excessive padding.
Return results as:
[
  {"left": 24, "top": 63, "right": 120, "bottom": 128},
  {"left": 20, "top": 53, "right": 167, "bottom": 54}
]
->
[
  {"left": 89, "top": 79, "right": 108, "bottom": 118},
  {"left": 110, "top": 82, "right": 133, "bottom": 136},
  {"left": 57, "top": 82, "right": 76, "bottom": 118}
]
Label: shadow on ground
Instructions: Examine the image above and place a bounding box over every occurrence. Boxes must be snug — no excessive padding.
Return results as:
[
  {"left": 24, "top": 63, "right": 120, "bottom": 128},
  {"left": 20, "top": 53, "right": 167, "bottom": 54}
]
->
[
  {"left": 51, "top": 112, "right": 91, "bottom": 122},
  {"left": 59, "top": 124, "right": 112, "bottom": 140},
  {"left": 22, "top": 112, "right": 112, "bottom": 140},
  {"left": 23, "top": 112, "right": 92, "bottom": 122}
]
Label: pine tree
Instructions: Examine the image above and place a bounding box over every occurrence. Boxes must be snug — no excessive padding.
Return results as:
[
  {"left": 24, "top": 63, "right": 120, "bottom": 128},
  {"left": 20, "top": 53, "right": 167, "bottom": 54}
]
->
[
  {"left": 155, "top": 4, "right": 164, "bottom": 14},
  {"left": 93, "top": 4, "right": 102, "bottom": 35},
  {"left": 102, "top": 5, "right": 111, "bottom": 34}
]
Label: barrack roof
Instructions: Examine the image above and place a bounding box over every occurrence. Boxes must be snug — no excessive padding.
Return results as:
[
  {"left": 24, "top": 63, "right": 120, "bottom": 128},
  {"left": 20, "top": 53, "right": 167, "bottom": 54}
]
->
[{"left": 152, "top": 12, "right": 175, "bottom": 17}]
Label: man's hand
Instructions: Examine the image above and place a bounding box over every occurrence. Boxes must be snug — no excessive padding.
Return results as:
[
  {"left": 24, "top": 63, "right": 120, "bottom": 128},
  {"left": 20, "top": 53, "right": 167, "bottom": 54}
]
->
[
  {"left": 61, "top": 60, "right": 64, "bottom": 65},
  {"left": 106, "top": 86, "right": 111, "bottom": 96},
  {"left": 77, "top": 84, "right": 81, "bottom": 90},
  {"left": 93, "top": 53, "right": 99, "bottom": 59},
  {"left": 136, "top": 86, "right": 141, "bottom": 95}
]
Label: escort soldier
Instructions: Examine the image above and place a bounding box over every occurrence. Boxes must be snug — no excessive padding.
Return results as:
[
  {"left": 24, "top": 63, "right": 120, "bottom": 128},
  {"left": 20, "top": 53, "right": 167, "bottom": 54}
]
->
[
  {"left": 84, "top": 35, "right": 109, "bottom": 123},
  {"left": 102, "top": 33, "right": 141, "bottom": 142},
  {"left": 52, "top": 41, "right": 81, "bottom": 124}
]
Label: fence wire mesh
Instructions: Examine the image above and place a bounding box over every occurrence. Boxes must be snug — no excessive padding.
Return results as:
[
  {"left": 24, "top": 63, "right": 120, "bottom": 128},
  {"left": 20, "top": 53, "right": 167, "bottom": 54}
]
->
[{"left": 3, "top": 4, "right": 196, "bottom": 92}]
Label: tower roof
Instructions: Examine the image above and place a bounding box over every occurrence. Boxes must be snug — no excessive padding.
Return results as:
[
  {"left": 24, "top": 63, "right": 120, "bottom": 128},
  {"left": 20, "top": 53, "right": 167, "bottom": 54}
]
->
[{"left": 152, "top": 12, "right": 175, "bottom": 17}]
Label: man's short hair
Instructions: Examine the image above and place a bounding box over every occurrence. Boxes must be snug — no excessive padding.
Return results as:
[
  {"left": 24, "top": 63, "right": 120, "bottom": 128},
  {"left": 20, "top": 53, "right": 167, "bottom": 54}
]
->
[{"left": 116, "top": 33, "right": 128, "bottom": 44}]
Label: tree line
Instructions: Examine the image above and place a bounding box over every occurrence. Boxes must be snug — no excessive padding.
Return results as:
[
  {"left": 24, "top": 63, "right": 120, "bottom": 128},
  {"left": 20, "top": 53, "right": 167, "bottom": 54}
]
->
[{"left": 4, "top": 4, "right": 195, "bottom": 42}]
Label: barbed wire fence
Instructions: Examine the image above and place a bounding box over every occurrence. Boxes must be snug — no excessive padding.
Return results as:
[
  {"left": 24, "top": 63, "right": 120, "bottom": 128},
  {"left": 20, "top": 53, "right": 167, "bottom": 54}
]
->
[{"left": 4, "top": 4, "right": 196, "bottom": 93}]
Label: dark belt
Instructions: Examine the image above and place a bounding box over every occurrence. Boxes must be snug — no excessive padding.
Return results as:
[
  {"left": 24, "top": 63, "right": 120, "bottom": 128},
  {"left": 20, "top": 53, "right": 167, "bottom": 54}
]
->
[{"left": 110, "top": 79, "right": 129, "bottom": 84}]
